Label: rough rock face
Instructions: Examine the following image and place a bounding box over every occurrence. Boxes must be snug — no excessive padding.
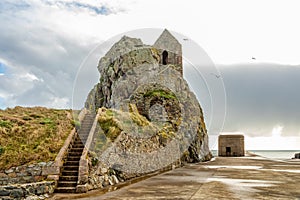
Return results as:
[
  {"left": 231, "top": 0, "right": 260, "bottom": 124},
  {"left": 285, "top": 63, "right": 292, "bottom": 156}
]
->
[{"left": 85, "top": 33, "right": 211, "bottom": 176}]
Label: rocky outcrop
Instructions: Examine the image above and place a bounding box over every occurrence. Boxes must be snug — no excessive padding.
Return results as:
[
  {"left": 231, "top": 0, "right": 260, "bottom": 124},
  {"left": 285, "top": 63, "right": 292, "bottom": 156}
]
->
[{"left": 85, "top": 33, "right": 211, "bottom": 178}]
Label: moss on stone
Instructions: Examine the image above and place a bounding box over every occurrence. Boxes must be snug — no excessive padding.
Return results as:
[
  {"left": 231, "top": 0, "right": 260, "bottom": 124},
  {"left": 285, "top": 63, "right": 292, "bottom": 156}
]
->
[
  {"left": 128, "top": 104, "right": 149, "bottom": 127},
  {"left": 98, "top": 109, "right": 122, "bottom": 142},
  {"left": 144, "top": 89, "right": 176, "bottom": 100}
]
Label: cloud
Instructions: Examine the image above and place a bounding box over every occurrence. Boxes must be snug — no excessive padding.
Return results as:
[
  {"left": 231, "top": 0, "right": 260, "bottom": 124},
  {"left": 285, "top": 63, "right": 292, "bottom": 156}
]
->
[
  {"left": 271, "top": 125, "right": 283, "bottom": 137},
  {"left": 43, "top": 1, "right": 112, "bottom": 15},
  {"left": 0, "top": 0, "right": 130, "bottom": 109},
  {"left": 218, "top": 63, "right": 300, "bottom": 137}
]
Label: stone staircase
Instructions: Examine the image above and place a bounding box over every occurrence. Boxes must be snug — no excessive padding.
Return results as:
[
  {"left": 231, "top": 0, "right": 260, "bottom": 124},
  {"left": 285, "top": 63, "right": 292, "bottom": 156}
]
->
[{"left": 55, "top": 113, "right": 95, "bottom": 193}]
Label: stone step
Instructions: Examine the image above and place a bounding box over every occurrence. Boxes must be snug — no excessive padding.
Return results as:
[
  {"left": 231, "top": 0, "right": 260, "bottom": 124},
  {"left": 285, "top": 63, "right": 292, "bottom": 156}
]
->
[
  {"left": 68, "top": 152, "right": 82, "bottom": 156},
  {"left": 76, "top": 136, "right": 88, "bottom": 140},
  {"left": 79, "top": 132, "right": 90, "bottom": 134},
  {"left": 79, "top": 127, "right": 92, "bottom": 130},
  {"left": 78, "top": 137, "right": 87, "bottom": 139},
  {"left": 81, "top": 119, "right": 94, "bottom": 124},
  {"left": 63, "top": 166, "right": 79, "bottom": 171},
  {"left": 72, "top": 145, "right": 84, "bottom": 149},
  {"left": 81, "top": 122, "right": 92, "bottom": 124},
  {"left": 55, "top": 114, "right": 96, "bottom": 194},
  {"left": 70, "top": 148, "right": 84, "bottom": 152},
  {"left": 73, "top": 145, "right": 84, "bottom": 148},
  {"left": 80, "top": 123, "right": 93, "bottom": 130},
  {"left": 62, "top": 170, "right": 78, "bottom": 176},
  {"left": 73, "top": 141, "right": 84, "bottom": 144},
  {"left": 78, "top": 135, "right": 89, "bottom": 137},
  {"left": 77, "top": 137, "right": 88, "bottom": 140},
  {"left": 83, "top": 117, "right": 94, "bottom": 119},
  {"left": 59, "top": 176, "right": 78, "bottom": 181},
  {"left": 78, "top": 133, "right": 89, "bottom": 136},
  {"left": 80, "top": 126, "right": 93, "bottom": 129},
  {"left": 79, "top": 128, "right": 92, "bottom": 131},
  {"left": 79, "top": 133, "right": 89, "bottom": 136},
  {"left": 67, "top": 156, "right": 81, "bottom": 161},
  {"left": 75, "top": 135, "right": 87, "bottom": 138},
  {"left": 78, "top": 135, "right": 88, "bottom": 137},
  {"left": 58, "top": 181, "right": 77, "bottom": 187},
  {"left": 77, "top": 137, "right": 88, "bottom": 141},
  {"left": 72, "top": 142, "right": 85, "bottom": 148},
  {"left": 64, "top": 161, "right": 79, "bottom": 166},
  {"left": 55, "top": 187, "right": 76, "bottom": 193}
]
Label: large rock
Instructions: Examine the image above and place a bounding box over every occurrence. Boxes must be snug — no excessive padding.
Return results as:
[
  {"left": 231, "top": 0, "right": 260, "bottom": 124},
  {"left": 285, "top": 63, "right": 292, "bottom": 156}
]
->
[{"left": 85, "top": 32, "right": 212, "bottom": 176}]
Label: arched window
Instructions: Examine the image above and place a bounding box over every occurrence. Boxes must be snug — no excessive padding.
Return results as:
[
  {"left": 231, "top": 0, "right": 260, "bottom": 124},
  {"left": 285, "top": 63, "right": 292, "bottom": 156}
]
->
[{"left": 162, "top": 50, "right": 168, "bottom": 65}]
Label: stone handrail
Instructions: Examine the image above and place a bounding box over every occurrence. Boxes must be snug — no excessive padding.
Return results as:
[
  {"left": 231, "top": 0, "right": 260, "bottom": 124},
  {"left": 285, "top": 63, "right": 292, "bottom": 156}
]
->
[
  {"left": 46, "top": 108, "right": 87, "bottom": 182},
  {"left": 78, "top": 108, "right": 88, "bottom": 122},
  {"left": 76, "top": 109, "right": 100, "bottom": 192}
]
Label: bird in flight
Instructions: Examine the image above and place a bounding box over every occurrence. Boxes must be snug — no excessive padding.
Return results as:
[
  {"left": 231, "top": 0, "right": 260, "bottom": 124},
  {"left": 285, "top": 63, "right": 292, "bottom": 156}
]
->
[
  {"left": 210, "top": 73, "right": 221, "bottom": 78},
  {"left": 183, "top": 38, "right": 189, "bottom": 41},
  {"left": 252, "top": 57, "right": 256, "bottom": 60}
]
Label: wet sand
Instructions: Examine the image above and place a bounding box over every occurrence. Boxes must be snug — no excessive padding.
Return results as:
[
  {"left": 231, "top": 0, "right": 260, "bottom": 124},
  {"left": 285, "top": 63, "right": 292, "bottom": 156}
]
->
[{"left": 50, "top": 154, "right": 300, "bottom": 200}]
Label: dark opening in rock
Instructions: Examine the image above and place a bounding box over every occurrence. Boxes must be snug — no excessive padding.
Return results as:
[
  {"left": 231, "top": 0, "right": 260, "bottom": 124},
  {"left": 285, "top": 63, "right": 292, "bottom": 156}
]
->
[{"left": 162, "top": 50, "right": 168, "bottom": 65}]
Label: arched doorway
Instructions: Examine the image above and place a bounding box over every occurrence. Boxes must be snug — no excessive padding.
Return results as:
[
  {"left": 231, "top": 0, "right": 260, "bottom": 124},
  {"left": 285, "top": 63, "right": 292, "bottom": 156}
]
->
[{"left": 162, "top": 50, "right": 168, "bottom": 65}]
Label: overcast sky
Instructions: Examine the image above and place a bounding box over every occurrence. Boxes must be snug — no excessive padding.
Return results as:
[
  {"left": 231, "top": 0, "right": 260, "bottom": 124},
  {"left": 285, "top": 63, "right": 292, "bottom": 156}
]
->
[{"left": 0, "top": 0, "right": 299, "bottom": 149}]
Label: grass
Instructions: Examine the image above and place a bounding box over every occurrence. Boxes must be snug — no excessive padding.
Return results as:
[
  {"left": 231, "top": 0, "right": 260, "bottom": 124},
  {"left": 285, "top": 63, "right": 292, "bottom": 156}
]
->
[
  {"left": 144, "top": 89, "right": 176, "bottom": 99},
  {"left": 97, "top": 105, "right": 176, "bottom": 145},
  {"left": 98, "top": 109, "right": 122, "bottom": 142},
  {"left": 0, "top": 106, "right": 74, "bottom": 170},
  {"left": 98, "top": 105, "right": 152, "bottom": 142},
  {"left": 128, "top": 104, "right": 150, "bottom": 126}
]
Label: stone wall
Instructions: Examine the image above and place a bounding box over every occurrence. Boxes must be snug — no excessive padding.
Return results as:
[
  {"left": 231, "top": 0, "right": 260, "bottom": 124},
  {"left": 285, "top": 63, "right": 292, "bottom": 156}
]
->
[
  {"left": 83, "top": 152, "right": 182, "bottom": 192},
  {"left": 85, "top": 155, "right": 121, "bottom": 191},
  {"left": 0, "top": 162, "right": 53, "bottom": 186},
  {"left": 0, "top": 181, "right": 54, "bottom": 200}
]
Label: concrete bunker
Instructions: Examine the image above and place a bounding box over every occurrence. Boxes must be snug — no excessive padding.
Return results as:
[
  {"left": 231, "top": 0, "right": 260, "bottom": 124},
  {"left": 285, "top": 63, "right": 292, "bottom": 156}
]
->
[{"left": 218, "top": 134, "right": 245, "bottom": 157}]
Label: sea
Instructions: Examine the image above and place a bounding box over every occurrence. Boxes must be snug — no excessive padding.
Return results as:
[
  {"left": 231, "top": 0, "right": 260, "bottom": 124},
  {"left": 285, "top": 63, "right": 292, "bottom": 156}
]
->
[{"left": 211, "top": 150, "right": 300, "bottom": 160}]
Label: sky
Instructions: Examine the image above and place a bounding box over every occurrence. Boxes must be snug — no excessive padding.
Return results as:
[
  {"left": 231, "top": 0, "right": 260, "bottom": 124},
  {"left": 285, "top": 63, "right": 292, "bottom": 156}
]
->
[{"left": 0, "top": 0, "right": 300, "bottom": 150}]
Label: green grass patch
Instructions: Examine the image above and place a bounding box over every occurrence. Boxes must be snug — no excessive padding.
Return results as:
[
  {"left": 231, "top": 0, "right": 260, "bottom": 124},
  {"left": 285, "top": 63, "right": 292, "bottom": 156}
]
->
[
  {"left": 144, "top": 89, "right": 176, "bottom": 99},
  {"left": 72, "top": 120, "right": 81, "bottom": 130},
  {"left": 0, "top": 146, "right": 4, "bottom": 155},
  {"left": 40, "top": 118, "right": 53, "bottom": 125},
  {"left": 0, "top": 120, "right": 13, "bottom": 128},
  {"left": 98, "top": 114, "right": 121, "bottom": 142}
]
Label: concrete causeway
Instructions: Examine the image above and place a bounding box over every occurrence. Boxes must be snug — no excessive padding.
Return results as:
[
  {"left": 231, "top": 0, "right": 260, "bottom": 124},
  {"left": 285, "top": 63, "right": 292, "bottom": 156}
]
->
[{"left": 50, "top": 154, "right": 300, "bottom": 200}]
